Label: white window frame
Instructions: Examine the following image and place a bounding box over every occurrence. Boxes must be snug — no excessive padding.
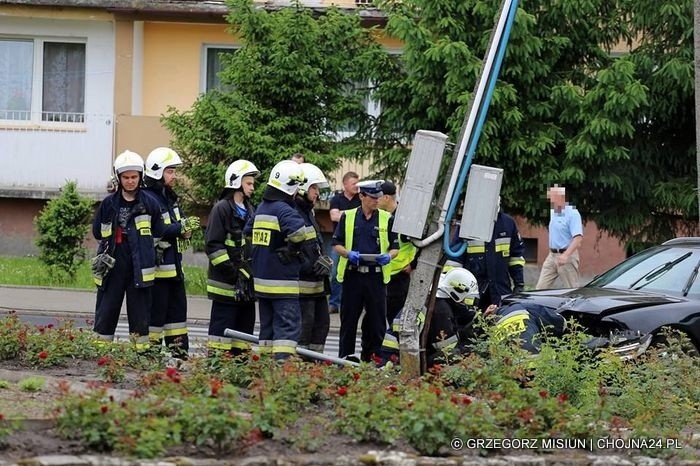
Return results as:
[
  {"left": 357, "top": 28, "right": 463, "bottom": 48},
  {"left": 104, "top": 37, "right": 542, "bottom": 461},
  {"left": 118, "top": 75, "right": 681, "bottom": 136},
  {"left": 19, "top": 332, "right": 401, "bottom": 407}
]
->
[
  {"left": 0, "top": 35, "right": 86, "bottom": 126},
  {"left": 200, "top": 44, "right": 239, "bottom": 93}
]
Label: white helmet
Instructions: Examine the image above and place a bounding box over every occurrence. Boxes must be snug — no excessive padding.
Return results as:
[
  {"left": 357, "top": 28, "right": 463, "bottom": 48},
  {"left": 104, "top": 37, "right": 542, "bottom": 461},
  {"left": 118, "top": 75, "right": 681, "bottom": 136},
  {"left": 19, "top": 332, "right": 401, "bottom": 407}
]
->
[
  {"left": 436, "top": 267, "right": 479, "bottom": 303},
  {"left": 145, "top": 147, "right": 182, "bottom": 180},
  {"left": 298, "top": 163, "right": 329, "bottom": 195},
  {"left": 267, "top": 160, "right": 305, "bottom": 196},
  {"left": 224, "top": 160, "right": 260, "bottom": 189},
  {"left": 113, "top": 150, "right": 144, "bottom": 176}
]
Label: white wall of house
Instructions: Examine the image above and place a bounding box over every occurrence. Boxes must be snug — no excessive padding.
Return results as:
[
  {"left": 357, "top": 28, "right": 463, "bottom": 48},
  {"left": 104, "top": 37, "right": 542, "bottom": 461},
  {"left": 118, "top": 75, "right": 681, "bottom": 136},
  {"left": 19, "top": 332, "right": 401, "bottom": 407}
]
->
[{"left": 0, "top": 16, "right": 115, "bottom": 195}]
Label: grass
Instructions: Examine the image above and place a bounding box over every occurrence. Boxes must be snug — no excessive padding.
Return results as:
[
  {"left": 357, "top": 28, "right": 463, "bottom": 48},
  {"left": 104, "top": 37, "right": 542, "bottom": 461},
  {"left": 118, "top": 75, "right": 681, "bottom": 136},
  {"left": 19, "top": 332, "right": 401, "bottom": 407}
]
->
[{"left": 0, "top": 255, "right": 207, "bottom": 296}]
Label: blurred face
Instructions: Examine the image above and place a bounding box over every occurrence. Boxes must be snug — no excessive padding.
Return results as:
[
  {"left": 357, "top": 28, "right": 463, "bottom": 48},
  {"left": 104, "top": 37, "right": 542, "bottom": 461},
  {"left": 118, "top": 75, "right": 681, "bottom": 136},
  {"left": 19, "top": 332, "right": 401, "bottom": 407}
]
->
[
  {"left": 344, "top": 177, "right": 359, "bottom": 196},
  {"left": 241, "top": 176, "right": 255, "bottom": 198},
  {"left": 162, "top": 167, "right": 177, "bottom": 188},
  {"left": 547, "top": 187, "right": 566, "bottom": 210},
  {"left": 119, "top": 170, "right": 141, "bottom": 194},
  {"left": 306, "top": 184, "right": 320, "bottom": 203}
]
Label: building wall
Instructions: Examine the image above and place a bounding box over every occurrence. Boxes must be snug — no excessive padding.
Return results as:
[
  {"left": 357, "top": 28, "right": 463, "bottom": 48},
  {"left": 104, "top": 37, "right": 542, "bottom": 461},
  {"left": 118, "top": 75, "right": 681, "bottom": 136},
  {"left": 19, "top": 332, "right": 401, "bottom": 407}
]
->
[{"left": 0, "top": 8, "right": 116, "bottom": 194}]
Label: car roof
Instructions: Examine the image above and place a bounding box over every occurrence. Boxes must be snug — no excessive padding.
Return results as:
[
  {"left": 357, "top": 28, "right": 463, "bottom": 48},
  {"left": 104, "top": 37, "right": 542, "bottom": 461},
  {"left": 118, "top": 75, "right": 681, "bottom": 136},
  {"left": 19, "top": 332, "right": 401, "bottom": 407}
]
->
[{"left": 662, "top": 237, "right": 700, "bottom": 246}]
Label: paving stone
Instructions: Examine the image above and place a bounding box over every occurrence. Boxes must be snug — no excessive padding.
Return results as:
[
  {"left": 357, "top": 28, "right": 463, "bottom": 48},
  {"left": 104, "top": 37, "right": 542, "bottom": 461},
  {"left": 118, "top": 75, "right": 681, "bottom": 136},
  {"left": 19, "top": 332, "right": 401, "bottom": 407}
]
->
[{"left": 16, "top": 455, "right": 91, "bottom": 466}]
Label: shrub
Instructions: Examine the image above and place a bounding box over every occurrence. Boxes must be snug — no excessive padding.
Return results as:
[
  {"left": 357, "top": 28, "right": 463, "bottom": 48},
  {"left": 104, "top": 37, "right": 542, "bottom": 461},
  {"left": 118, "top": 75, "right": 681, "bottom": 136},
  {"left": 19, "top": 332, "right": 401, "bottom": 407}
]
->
[{"left": 34, "top": 181, "right": 94, "bottom": 282}]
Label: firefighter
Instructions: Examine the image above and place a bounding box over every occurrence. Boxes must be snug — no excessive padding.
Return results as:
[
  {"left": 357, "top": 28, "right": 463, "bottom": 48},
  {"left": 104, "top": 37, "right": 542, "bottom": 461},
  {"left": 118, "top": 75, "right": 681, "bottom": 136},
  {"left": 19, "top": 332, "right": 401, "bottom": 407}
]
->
[
  {"left": 205, "top": 160, "right": 260, "bottom": 356},
  {"left": 380, "top": 267, "right": 479, "bottom": 367},
  {"left": 245, "top": 160, "right": 330, "bottom": 360},
  {"left": 143, "top": 147, "right": 197, "bottom": 358},
  {"left": 333, "top": 180, "right": 399, "bottom": 361},
  {"left": 447, "top": 200, "right": 525, "bottom": 309},
  {"left": 294, "top": 163, "right": 333, "bottom": 354},
  {"left": 91, "top": 150, "right": 165, "bottom": 350},
  {"left": 483, "top": 302, "right": 567, "bottom": 353}
]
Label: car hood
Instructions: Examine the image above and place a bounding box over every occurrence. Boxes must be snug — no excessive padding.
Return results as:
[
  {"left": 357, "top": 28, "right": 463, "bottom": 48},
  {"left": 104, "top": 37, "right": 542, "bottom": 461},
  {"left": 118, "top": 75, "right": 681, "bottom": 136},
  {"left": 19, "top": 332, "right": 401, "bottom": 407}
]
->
[{"left": 508, "top": 286, "right": 684, "bottom": 317}]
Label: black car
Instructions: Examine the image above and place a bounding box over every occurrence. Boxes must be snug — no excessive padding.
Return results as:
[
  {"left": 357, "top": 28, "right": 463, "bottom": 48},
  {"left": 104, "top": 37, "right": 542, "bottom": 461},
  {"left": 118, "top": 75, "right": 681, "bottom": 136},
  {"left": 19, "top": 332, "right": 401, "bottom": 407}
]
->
[{"left": 503, "top": 237, "right": 700, "bottom": 358}]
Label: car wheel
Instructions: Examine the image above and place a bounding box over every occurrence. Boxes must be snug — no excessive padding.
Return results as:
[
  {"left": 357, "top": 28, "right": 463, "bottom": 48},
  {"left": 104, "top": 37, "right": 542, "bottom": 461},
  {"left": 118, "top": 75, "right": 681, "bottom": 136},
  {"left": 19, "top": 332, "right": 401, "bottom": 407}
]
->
[{"left": 649, "top": 329, "right": 699, "bottom": 357}]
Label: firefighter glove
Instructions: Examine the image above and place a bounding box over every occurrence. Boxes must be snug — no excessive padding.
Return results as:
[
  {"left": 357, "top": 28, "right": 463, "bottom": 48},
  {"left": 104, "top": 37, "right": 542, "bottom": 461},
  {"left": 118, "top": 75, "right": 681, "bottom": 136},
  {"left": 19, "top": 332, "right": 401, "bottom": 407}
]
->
[
  {"left": 91, "top": 252, "right": 116, "bottom": 279},
  {"left": 347, "top": 250, "right": 361, "bottom": 265},
  {"left": 313, "top": 255, "right": 333, "bottom": 276},
  {"left": 376, "top": 253, "right": 391, "bottom": 266}
]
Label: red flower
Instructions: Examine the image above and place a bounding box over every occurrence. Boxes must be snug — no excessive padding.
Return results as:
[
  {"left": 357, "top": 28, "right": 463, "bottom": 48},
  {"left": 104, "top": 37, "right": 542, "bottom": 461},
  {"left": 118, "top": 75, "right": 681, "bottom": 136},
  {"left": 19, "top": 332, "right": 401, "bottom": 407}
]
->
[
  {"left": 450, "top": 395, "right": 460, "bottom": 404},
  {"left": 37, "top": 326, "right": 45, "bottom": 334},
  {"left": 100, "top": 405, "right": 109, "bottom": 414},
  {"left": 210, "top": 378, "right": 224, "bottom": 397},
  {"left": 462, "top": 396, "right": 472, "bottom": 405},
  {"left": 539, "top": 390, "right": 549, "bottom": 399},
  {"left": 370, "top": 354, "right": 382, "bottom": 365},
  {"left": 390, "top": 354, "right": 399, "bottom": 364},
  {"left": 245, "top": 428, "right": 264, "bottom": 445},
  {"left": 47, "top": 324, "right": 54, "bottom": 329},
  {"left": 557, "top": 393, "right": 569, "bottom": 404},
  {"left": 0, "top": 414, "right": 4, "bottom": 421},
  {"left": 428, "top": 364, "right": 443, "bottom": 375},
  {"left": 323, "top": 360, "right": 333, "bottom": 366},
  {"left": 387, "top": 384, "right": 398, "bottom": 393},
  {"left": 430, "top": 386, "right": 442, "bottom": 397},
  {"left": 518, "top": 407, "right": 535, "bottom": 423},
  {"left": 165, "top": 367, "right": 181, "bottom": 383},
  {"left": 336, "top": 386, "right": 348, "bottom": 396},
  {"left": 352, "top": 372, "right": 360, "bottom": 381},
  {"left": 97, "top": 356, "right": 111, "bottom": 366},
  {"left": 251, "top": 353, "right": 260, "bottom": 361},
  {"left": 37, "top": 351, "right": 48, "bottom": 360}
]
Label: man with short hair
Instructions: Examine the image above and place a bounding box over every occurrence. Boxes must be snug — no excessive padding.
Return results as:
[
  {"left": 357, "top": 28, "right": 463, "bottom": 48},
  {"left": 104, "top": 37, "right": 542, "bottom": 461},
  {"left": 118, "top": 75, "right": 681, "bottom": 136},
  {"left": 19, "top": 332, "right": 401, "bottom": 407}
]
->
[
  {"left": 535, "top": 185, "right": 583, "bottom": 289},
  {"left": 333, "top": 180, "right": 399, "bottom": 361},
  {"left": 327, "top": 171, "right": 360, "bottom": 314}
]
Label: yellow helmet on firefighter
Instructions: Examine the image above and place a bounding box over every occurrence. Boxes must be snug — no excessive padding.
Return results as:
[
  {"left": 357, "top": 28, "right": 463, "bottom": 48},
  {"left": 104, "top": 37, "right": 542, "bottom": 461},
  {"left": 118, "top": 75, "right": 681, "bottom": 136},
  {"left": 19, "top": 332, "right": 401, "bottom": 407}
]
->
[
  {"left": 224, "top": 160, "right": 260, "bottom": 190},
  {"left": 113, "top": 150, "right": 144, "bottom": 176},
  {"left": 267, "top": 160, "right": 305, "bottom": 196},
  {"left": 437, "top": 267, "right": 479, "bottom": 304},
  {"left": 298, "top": 163, "right": 329, "bottom": 195},
  {"left": 145, "top": 147, "right": 182, "bottom": 180}
]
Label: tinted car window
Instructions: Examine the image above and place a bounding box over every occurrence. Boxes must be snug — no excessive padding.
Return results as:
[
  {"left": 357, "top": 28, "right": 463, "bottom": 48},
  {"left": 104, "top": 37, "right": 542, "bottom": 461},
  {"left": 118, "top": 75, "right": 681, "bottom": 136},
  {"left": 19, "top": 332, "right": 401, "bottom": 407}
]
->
[{"left": 587, "top": 246, "right": 700, "bottom": 295}]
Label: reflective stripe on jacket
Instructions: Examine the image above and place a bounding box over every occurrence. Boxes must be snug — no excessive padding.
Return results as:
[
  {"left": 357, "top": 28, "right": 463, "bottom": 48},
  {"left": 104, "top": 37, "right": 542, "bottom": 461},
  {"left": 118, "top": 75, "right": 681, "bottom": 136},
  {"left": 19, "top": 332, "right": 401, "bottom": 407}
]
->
[
  {"left": 336, "top": 208, "right": 391, "bottom": 284},
  {"left": 91, "top": 189, "right": 164, "bottom": 288}
]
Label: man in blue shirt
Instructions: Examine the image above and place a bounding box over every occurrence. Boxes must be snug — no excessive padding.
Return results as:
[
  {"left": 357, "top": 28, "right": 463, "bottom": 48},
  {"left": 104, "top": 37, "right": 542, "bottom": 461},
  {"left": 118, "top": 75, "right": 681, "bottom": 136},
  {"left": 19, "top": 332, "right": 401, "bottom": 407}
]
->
[{"left": 536, "top": 185, "right": 583, "bottom": 289}]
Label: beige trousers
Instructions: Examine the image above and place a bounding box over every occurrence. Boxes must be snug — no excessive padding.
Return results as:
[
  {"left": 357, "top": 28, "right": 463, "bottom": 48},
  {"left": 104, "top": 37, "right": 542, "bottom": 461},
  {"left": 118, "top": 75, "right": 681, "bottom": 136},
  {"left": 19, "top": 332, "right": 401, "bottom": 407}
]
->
[{"left": 535, "top": 251, "right": 580, "bottom": 289}]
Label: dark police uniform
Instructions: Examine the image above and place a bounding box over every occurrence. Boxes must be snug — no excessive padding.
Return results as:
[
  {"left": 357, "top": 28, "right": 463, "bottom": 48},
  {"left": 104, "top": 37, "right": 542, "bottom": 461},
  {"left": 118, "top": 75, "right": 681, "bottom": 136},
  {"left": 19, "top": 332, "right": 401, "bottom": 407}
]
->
[
  {"left": 333, "top": 185, "right": 398, "bottom": 361},
  {"left": 328, "top": 191, "right": 361, "bottom": 312}
]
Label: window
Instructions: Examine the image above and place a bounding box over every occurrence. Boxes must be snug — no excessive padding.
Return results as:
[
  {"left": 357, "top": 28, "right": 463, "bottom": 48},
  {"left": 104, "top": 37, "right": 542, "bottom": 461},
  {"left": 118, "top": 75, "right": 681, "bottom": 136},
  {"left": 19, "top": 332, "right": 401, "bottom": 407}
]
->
[
  {"left": 203, "top": 46, "right": 237, "bottom": 92},
  {"left": 0, "top": 38, "right": 85, "bottom": 123}
]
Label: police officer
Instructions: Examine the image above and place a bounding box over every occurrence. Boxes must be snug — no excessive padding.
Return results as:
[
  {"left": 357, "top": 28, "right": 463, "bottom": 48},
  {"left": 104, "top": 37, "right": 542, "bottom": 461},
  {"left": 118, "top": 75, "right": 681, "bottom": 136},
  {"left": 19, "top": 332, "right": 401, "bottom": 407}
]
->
[
  {"left": 380, "top": 267, "right": 479, "bottom": 367},
  {"left": 333, "top": 180, "right": 399, "bottom": 361},
  {"left": 245, "top": 160, "right": 330, "bottom": 360},
  {"left": 448, "top": 200, "right": 525, "bottom": 309},
  {"left": 377, "top": 180, "right": 418, "bottom": 324},
  {"left": 143, "top": 147, "right": 196, "bottom": 358},
  {"left": 92, "top": 150, "right": 165, "bottom": 350},
  {"left": 294, "top": 163, "right": 333, "bottom": 354},
  {"left": 205, "top": 160, "right": 260, "bottom": 356}
]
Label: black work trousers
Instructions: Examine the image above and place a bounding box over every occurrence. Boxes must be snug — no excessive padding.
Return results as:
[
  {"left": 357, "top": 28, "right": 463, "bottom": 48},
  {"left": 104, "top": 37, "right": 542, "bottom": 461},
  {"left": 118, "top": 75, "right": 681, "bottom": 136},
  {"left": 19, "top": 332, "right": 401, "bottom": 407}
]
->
[
  {"left": 299, "top": 296, "right": 330, "bottom": 353},
  {"left": 94, "top": 246, "right": 150, "bottom": 340},
  {"left": 386, "top": 271, "right": 411, "bottom": 324},
  {"left": 208, "top": 300, "right": 256, "bottom": 356},
  {"left": 150, "top": 279, "right": 189, "bottom": 356},
  {"left": 338, "top": 271, "right": 387, "bottom": 361}
]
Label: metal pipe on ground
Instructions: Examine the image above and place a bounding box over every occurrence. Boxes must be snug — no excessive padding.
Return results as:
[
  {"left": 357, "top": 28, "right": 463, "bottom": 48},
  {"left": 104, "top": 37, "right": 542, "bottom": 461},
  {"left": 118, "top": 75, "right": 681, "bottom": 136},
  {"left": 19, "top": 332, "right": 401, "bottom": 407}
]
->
[{"left": 223, "top": 328, "right": 360, "bottom": 367}]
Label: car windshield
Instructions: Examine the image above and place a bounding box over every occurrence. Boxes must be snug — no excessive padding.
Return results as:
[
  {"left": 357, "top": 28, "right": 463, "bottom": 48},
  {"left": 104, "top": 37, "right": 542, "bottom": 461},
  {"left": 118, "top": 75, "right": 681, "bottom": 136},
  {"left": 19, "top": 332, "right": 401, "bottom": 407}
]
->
[{"left": 587, "top": 245, "right": 700, "bottom": 296}]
